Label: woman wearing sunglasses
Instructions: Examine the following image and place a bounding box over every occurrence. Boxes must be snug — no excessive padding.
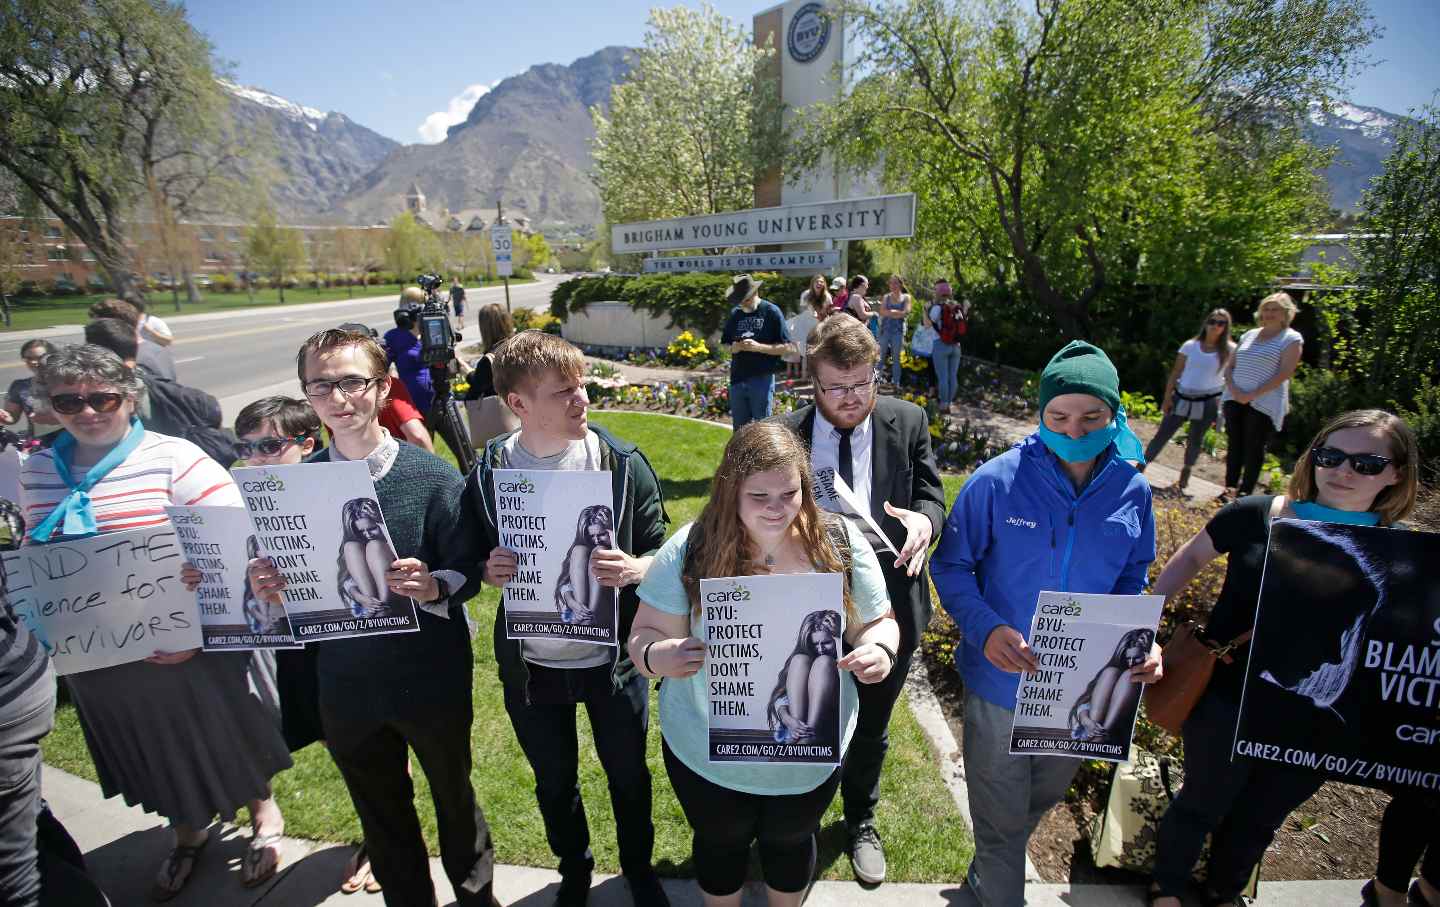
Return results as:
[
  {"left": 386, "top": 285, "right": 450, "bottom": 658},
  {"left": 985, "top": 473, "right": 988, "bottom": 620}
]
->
[
  {"left": 1146, "top": 409, "right": 1421, "bottom": 907},
  {"left": 1140, "top": 310, "right": 1234, "bottom": 491},
  {"left": 18, "top": 345, "right": 293, "bottom": 900}
]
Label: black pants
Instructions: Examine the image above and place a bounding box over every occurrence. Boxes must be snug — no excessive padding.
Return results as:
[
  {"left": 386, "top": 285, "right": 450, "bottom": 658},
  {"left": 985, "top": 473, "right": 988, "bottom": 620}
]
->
[
  {"left": 0, "top": 674, "right": 53, "bottom": 907},
  {"left": 840, "top": 641, "right": 914, "bottom": 827},
  {"left": 1376, "top": 792, "right": 1440, "bottom": 892},
  {"left": 1152, "top": 691, "right": 1323, "bottom": 898},
  {"left": 501, "top": 664, "right": 654, "bottom": 879},
  {"left": 1223, "top": 401, "right": 1275, "bottom": 494},
  {"left": 323, "top": 702, "right": 494, "bottom": 907},
  {"left": 663, "top": 739, "right": 840, "bottom": 895}
]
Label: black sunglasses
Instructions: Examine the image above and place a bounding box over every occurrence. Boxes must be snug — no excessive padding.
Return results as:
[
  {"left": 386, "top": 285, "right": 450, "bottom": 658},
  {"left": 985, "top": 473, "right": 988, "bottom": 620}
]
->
[
  {"left": 1311, "top": 446, "right": 1393, "bottom": 476},
  {"left": 50, "top": 392, "right": 125, "bottom": 415},
  {"left": 1206, "top": 318, "right": 1229, "bottom": 327},
  {"left": 236, "top": 434, "right": 311, "bottom": 459}
]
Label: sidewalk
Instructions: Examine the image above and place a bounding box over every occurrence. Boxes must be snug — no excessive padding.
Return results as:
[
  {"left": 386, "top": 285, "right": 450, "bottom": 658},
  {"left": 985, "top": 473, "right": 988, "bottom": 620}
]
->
[{"left": 46, "top": 766, "right": 1365, "bottom": 906}]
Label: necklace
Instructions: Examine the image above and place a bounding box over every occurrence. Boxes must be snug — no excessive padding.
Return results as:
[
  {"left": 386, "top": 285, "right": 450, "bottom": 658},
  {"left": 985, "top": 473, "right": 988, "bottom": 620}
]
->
[{"left": 764, "top": 552, "right": 776, "bottom": 567}]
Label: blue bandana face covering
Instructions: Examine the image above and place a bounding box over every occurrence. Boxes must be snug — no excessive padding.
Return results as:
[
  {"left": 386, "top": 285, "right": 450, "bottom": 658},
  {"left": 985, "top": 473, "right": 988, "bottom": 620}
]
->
[
  {"left": 1292, "top": 500, "right": 1381, "bottom": 527},
  {"left": 1038, "top": 406, "right": 1146, "bottom": 464}
]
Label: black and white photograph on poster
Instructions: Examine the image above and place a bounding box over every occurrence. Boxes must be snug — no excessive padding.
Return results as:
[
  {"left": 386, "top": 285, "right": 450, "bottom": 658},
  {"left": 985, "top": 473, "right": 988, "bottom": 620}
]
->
[
  {"left": 233, "top": 461, "right": 419, "bottom": 642},
  {"left": 1234, "top": 520, "right": 1440, "bottom": 793},
  {"left": 164, "top": 504, "right": 299, "bottom": 650},
  {"left": 703, "top": 572, "right": 845, "bottom": 765},
  {"left": 1010, "top": 591, "right": 1164, "bottom": 762},
  {"left": 493, "top": 468, "right": 618, "bottom": 645}
]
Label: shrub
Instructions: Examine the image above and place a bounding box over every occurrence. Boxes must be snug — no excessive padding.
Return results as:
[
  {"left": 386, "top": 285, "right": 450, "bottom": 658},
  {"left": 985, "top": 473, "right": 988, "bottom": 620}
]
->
[
  {"left": 211, "top": 273, "right": 238, "bottom": 293},
  {"left": 665, "top": 330, "right": 711, "bottom": 367},
  {"left": 549, "top": 273, "right": 814, "bottom": 337},
  {"left": 512, "top": 309, "right": 561, "bottom": 334}
]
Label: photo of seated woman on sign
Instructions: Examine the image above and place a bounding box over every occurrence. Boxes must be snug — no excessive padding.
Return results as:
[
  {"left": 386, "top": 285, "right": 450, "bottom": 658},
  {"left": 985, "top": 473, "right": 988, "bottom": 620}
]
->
[
  {"left": 336, "top": 497, "right": 407, "bottom": 619},
  {"left": 242, "top": 534, "right": 291, "bottom": 636},
  {"left": 554, "top": 504, "right": 615, "bottom": 628},
  {"left": 1068, "top": 627, "right": 1154, "bottom": 746},
  {"left": 767, "top": 609, "right": 841, "bottom": 748}
]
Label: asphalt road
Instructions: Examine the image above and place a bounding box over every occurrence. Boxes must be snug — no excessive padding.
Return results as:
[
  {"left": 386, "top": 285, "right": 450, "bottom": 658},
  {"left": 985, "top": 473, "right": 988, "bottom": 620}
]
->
[{"left": 0, "top": 277, "right": 561, "bottom": 422}]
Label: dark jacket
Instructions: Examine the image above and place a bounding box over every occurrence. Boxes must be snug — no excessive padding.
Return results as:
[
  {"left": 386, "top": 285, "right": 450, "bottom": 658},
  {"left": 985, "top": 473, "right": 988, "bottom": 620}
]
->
[
  {"left": 773, "top": 395, "right": 946, "bottom": 651},
  {"left": 468, "top": 424, "right": 669, "bottom": 693},
  {"left": 137, "top": 365, "right": 239, "bottom": 466}
]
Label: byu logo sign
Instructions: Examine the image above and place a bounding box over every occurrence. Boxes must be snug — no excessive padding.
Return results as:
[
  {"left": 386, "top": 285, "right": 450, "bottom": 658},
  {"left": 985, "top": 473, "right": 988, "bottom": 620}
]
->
[{"left": 787, "top": 3, "right": 831, "bottom": 63}]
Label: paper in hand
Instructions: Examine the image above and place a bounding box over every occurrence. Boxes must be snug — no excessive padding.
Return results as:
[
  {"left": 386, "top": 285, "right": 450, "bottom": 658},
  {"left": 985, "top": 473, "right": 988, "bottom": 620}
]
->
[{"left": 830, "top": 474, "right": 901, "bottom": 557}]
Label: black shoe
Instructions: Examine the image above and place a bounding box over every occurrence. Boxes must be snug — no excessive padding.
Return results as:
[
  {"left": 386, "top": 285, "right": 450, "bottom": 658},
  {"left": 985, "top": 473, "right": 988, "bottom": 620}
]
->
[
  {"left": 624, "top": 870, "right": 671, "bottom": 907},
  {"left": 555, "top": 871, "right": 591, "bottom": 907}
]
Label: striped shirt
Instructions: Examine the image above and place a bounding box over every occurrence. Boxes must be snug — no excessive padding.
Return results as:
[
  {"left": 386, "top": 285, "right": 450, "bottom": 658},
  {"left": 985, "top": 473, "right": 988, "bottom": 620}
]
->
[
  {"left": 20, "top": 432, "right": 240, "bottom": 543},
  {"left": 1226, "top": 327, "right": 1302, "bottom": 430}
]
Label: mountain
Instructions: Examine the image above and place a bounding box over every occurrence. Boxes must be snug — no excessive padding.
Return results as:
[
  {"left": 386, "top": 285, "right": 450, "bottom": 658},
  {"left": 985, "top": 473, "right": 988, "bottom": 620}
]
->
[
  {"left": 222, "top": 82, "right": 399, "bottom": 221},
  {"left": 1305, "top": 101, "right": 1405, "bottom": 213},
  {"left": 325, "top": 46, "right": 633, "bottom": 235}
]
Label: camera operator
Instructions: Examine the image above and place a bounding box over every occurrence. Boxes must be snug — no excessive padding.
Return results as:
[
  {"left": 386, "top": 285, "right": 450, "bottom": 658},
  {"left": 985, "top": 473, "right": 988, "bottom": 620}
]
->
[{"left": 384, "top": 287, "right": 435, "bottom": 415}]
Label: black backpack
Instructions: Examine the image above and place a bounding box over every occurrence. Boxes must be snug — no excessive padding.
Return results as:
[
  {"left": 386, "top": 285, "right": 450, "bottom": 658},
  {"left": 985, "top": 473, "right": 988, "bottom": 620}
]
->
[{"left": 139, "top": 370, "right": 240, "bottom": 466}]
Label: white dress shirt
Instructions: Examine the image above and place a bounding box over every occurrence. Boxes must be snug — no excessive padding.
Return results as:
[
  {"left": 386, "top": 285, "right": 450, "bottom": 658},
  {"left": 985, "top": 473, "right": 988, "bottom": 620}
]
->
[{"left": 810, "top": 408, "right": 874, "bottom": 519}]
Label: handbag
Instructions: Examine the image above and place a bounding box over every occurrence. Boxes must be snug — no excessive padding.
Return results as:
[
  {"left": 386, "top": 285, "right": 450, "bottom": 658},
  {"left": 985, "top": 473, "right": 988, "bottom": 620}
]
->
[
  {"left": 909, "top": 324, "right": 937, "bottom": 357},
  {"left": 1089, "top": 748, "right": 1260, "bottom": 897},
  {"left": 1146, "top": 621, "right": 1251, "bottom": 736}
]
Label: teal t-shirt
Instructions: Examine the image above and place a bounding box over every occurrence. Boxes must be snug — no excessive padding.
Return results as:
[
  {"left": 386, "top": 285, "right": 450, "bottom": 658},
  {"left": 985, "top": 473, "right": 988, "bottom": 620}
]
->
[{"left": 636, "top": 518, "right": 891, "bottom": 795}]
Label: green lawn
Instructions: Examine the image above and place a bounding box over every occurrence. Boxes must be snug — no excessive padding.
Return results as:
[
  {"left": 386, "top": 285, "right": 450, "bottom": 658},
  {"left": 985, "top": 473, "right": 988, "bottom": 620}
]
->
[
  {"left": 1, "top": 278, "right": 537, "bottom": 333},
  {"left": 42, "top": 410, "right": 973, "bottom": 881}
]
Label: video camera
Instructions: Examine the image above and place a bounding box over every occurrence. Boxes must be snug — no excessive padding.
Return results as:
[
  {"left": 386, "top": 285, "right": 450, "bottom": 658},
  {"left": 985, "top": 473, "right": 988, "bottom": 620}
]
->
[{"left": 391, "top": 274, "right": 458, "bottom": 367}]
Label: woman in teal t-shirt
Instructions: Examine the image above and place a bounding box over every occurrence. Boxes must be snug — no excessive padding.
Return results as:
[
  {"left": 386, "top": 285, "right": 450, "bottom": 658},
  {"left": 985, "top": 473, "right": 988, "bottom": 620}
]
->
[{"left": 629, "top": 422, "right": 899, "bottom": 905}]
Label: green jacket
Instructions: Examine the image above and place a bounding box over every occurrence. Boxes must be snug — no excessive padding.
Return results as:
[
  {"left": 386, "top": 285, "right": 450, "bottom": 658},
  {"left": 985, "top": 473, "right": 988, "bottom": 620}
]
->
[{"left": 467, "top": 425, "right": 669, "bottom": 693}]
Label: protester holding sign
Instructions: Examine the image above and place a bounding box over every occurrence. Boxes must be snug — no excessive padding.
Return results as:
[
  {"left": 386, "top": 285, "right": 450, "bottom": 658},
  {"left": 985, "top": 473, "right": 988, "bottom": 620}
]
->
[
  {"left": 629, "top": 422, "right": 899, "bottom": 906},
  {"left": 930, "top": 340, "right": 1161, "bottom": 907},
  {"left": 19, "top": 345, "right": 292, "bottom": 899},
  {"left": 470, "top": 330, "right": 671, "bottom": 907},
  {"left": 771, "top": 315, "right": 945, "bottom": 884},
  {"left": 1146, "top": 409, "right": 1422, "bottom": 907},
  {"left": 245, "top": 328, "right": 496, "bottom": 907}
]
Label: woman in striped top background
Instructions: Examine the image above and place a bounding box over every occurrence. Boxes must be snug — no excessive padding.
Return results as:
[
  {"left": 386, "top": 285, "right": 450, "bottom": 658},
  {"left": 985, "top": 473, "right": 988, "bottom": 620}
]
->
[
  {"left": 19, "top": 345, "right": 292, "bottom": 900},
  {"left": 1219, "top": 292, "right": 1304, "bottom": 500}
]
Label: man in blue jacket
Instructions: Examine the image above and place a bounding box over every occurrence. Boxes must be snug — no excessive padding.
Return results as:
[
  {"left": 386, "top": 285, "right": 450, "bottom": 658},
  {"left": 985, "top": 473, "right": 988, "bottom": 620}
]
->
[{"left": 931, "top": 340, "right": 1163, "bottom": 907}]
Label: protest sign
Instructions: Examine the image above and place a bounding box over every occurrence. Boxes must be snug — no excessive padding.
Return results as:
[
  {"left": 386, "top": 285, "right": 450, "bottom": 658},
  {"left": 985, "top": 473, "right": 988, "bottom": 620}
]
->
[
  {"left": 164, "top": 504, "right": 299, "bottom": 651},
  {"left": 810, "top": 467, "right": 900, "bottom": 557},
  {"left": 233, "top": 461, "right": 418, "bottom": 642},
  {"left": 1010, "top": 591, "right": 1163, "bottom": 762},
  {"left": 1235, "top": 519, "right": 1440, "bottom": 793},
  {"left": 702, "top": 572, "right": 844, "bottom": 765},
  {"left": 0, "top": 526, "right": 202, "bottom": 675},
  {"left": 494, "top": 468, "right": 617, "bottom": 645}
]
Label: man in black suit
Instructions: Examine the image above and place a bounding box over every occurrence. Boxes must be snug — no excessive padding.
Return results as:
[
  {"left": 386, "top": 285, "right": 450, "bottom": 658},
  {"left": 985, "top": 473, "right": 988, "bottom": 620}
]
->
[{"left": 771, "top": 315, "right": 946, "bottom": 885}]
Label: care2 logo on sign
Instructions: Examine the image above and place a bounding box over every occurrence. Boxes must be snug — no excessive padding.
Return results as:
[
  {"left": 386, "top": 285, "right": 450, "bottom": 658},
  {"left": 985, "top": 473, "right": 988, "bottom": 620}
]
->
[
  {"left": 787, "top": 3, "right": 831, "bottom": 64},
  {"left": 496, "top": 474, "right": 536, "bottom": 495},
  {"left": 705, "top": 581, "right": 752, "bottom": 604},
  {"left": 1104, "top": 502, "right": 1142, "bottom": 539}
]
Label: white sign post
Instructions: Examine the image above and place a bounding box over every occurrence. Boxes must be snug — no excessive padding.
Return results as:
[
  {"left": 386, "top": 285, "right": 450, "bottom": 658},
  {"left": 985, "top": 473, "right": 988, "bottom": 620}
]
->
[
  {"left": 493, "top": 469, "right": 617, "bottom": 646},
  {"left": 1009, "top": 591, "right": 1164, "bottom": 762},
  {"left": 611, "top": 193, "right": 916, "bottom": 254},
  {"left": 1, "top": 527, "right": 203, "bottom": 675},
  {"left": 234, "top": 461, "right": 419, "bottom": 642},
  {"left": 491, "top": 223, "right": 513, "bottom": 277},
  {"left": 703, "top": 572, "right": 844, "bottom": 766}
]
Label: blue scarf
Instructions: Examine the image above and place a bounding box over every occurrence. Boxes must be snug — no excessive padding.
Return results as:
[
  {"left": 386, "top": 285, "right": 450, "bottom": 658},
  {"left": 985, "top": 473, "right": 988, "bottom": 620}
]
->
[
  {"left": 1038, "top": 405, "right": 1146, "bottom": 464},
  {"left": 30, "top": 419, "right": 146, "bottom": 543},
  {"left": 1292, "top": 500, "right": 1381, "bottom": 527}
]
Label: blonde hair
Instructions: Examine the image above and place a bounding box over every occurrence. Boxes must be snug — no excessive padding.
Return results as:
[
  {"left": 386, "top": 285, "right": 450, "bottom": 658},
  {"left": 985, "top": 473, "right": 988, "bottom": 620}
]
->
[
  {"left": 1287, "top": 409, "right": 1420, "bottom": 526},
  {"left": 491, "top": 330, "right": 585, "bottom": 400},
  {"left": 1255, "top": 291, "right": 1298, "bottom": 326},
  {"left": 682, "top": 422, "right": 856, "bottom": 623}
]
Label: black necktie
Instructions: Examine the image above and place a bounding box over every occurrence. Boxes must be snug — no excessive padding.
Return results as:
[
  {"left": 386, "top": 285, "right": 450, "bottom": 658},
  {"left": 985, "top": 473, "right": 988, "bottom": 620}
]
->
[{"left": 837, "top": 427, "right": 854, "bottom": 490}]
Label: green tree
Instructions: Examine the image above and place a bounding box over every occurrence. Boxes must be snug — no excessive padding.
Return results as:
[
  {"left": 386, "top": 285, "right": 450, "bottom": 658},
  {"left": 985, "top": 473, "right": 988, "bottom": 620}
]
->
[
  {"left": 385, "top": 212, "right": 433, "bottom": 282},
  {"left": 244, "top": 205, "right": 304, "bottom": 303},
  {"left": 0, "top": 0, "right": 258, "bottom": 302},
  {"left": 799, "top": 0, "right": 1374, "bottom": 338},
  {"left": 590, "top": 4, "right": 783, "bottom": 245}
]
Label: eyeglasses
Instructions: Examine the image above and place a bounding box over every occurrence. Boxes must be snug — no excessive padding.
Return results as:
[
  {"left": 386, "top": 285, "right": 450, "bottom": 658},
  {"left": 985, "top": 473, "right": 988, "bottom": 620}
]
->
[
  {"left": 49, "top": 392, "right": 125, "bottom": 415},
  {"left": 236, "top": 434, "right": 311, "bottom": 458},
  {"left": 302, "top": 375, "right": 380, "bottom": 399},
  {"left": 1311, "top": 446, "right": 1394, "bottom": 476},
  {"left": 1206, "top": 319, "right": 1229, "bottom": 327},
  {"left": 22, "top": 356, "right": 45, "bottom": 365},
  {"left": 816, "top": 374, "right": 878, "bottom": 400}
]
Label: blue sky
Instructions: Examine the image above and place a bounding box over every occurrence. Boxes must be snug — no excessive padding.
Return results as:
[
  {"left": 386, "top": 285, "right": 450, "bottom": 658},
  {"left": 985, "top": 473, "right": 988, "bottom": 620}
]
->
[{"left": 186, "top": 0, "right": 1439, "bottom": 145}]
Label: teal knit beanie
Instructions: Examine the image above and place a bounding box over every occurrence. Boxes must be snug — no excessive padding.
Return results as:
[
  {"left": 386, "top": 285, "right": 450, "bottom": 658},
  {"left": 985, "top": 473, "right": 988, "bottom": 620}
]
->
[{"left": 1038, "top": 341, "right": 1121, "bottom": 416}]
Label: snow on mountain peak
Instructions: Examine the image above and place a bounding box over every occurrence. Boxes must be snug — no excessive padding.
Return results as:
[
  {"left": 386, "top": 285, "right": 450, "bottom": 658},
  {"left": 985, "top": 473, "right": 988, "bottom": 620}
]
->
[
  {"left": 220, "top": 80, "right": 327, "bottom": 131},
  {"left": 1307, "top": 100, "right": 1397, "bottom": 138}
]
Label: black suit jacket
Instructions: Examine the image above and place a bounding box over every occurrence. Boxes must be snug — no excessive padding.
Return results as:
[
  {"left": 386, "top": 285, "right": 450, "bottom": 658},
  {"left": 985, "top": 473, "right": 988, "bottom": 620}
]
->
[{"left": 773, "top": 395, "right": 946, "bottom": 650}]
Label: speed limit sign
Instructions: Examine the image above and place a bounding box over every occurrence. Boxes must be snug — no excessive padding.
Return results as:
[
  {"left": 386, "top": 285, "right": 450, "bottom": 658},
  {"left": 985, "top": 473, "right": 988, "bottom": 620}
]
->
[{"left": 491, "top": 224, "right": 513, "bottom": 278}]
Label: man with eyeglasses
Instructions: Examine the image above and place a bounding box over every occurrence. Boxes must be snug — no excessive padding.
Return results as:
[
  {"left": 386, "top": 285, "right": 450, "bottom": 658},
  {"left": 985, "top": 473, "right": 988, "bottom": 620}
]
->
[
  {"left": 771, "top": 315, "right": 945, "bottom": 885},
  {"left": 245, "top": 328, "right": 498, "bottom": 907}
]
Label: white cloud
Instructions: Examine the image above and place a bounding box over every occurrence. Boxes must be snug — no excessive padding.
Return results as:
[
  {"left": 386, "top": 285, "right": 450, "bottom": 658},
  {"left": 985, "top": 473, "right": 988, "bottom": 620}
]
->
[{"left": 417, "top": 81, "right": 496, "bottom": 143}]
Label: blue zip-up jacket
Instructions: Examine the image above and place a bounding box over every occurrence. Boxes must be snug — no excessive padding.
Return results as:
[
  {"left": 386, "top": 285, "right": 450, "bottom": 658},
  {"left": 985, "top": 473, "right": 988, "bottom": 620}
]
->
[{"left": 930, "top": 434, "right": 1156, "bottom": 710}]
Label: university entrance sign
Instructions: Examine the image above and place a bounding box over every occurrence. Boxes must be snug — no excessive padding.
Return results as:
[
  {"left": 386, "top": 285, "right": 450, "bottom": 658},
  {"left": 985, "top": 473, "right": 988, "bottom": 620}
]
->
[
  {"left": 642, "top": 250, "right": 841, "bottom": 273},
  {"left": 611, "top": 194, "right": 916, "bottom": 254}
]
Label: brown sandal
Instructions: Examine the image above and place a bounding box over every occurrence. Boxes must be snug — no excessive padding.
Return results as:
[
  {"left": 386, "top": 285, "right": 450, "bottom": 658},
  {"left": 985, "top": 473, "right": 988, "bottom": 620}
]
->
[{"left": 151, "top": 834, "right": 210, "bottom": 902}]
